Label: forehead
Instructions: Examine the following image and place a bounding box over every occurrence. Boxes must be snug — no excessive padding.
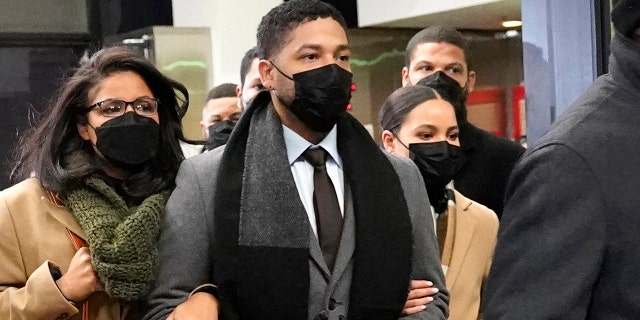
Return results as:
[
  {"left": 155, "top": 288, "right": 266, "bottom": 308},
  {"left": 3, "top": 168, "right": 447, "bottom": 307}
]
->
[
  {"left": 90, "top": 70, "right": 151, "bottom": 101},
  {"left": 204, "top": 97, "right": 239, "bottom": 114},
  {"left": 403, "top": 99, "right": 457, "bottom": 125},
  {"left": 279, "top": 18, "right": 348, "bottom": 53},
  {"left": 410, "top": 42, "right": 467, "bottom": 66}
]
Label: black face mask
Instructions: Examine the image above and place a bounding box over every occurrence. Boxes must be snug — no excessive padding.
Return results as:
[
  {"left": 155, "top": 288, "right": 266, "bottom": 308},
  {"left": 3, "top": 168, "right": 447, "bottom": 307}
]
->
[
  {"left": 272, "top": 63, "right": 353, "bottom": 132},
  {"left": 206, "top": 120, "right": 236, "bottom": 151},
  {"left": 93, "top": 112, "right": 160, "bottom": 165},
  {"left": 408, "top": 141, "right": 466, "bottom": 211},
  {"left": 416, "top": 71, "right": 469, "bottom": 125}
]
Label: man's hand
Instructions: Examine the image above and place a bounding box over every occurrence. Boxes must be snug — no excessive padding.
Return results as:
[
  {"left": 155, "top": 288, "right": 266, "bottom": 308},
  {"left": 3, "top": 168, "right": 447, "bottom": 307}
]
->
[
  {"left": 167, "top": 292, "right": 220, "bottom": 320},
  {"left": 402, "top": 280, "right": 439, "bottom": 315}
]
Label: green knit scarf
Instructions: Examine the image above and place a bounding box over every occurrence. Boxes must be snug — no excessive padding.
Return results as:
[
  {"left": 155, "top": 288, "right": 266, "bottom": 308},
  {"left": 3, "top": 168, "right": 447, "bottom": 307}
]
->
[{"left": 65, "top": 177, "right": 169, "bottom": 302}]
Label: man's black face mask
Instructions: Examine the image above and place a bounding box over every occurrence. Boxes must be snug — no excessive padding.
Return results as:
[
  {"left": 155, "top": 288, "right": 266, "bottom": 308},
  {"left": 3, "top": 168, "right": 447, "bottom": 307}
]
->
[
  {"left": 416, "top": 71, "right": 468, "bottom": 125},
  {"left": 206, "top": 120, "right": 236, "bottom": 151},
  {"left": 271, "top": 62, "right": 353, "bottom": 132}
]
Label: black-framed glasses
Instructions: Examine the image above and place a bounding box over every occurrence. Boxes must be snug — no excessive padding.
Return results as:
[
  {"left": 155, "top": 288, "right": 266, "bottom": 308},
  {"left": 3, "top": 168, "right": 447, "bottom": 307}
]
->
[{"left": 86, "top": 97, "right": 160, "bottom": 118}]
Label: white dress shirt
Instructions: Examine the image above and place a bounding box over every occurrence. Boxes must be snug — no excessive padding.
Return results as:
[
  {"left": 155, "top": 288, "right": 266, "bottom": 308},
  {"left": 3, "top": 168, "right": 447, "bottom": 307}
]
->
[{"left": 282, "top": 124, "right": 345, "bottom": 237}]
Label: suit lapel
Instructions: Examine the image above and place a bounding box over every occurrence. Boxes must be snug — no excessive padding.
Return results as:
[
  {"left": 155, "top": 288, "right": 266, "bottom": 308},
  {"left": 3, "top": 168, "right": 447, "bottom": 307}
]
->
[
  {"left": 446, "top": 190, "right": 478, "bottom": 289},
  {"left": 328, "top": 184, "right": 355, "bottom": 286}
]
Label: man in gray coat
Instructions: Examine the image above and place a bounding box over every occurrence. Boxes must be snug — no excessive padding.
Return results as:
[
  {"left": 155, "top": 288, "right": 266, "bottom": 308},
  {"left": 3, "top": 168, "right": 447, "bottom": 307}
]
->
[
  {"left": 483, "top": 1, "right": 640, "bottom": 319},
  {"left": 143, "top": 1, "right": 448, "bottom": 320}
]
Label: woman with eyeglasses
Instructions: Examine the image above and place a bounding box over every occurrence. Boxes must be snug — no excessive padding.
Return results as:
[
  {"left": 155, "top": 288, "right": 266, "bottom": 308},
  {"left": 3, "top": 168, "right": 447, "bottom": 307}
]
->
[
  {"left": 0, "top": 46, "right": 193, "bottom": 320},
  {"left": 379, "top": 85, "right": 498, "bottom": 320}
]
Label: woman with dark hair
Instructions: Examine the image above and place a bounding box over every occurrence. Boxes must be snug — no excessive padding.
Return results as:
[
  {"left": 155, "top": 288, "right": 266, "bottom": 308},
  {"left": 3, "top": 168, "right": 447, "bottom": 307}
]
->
[
  {"left": 0, "top": 46, "right": 192, "bottom": 320},
  {"left": 379, "top": 85, "right": 498, "bottom": 320}
]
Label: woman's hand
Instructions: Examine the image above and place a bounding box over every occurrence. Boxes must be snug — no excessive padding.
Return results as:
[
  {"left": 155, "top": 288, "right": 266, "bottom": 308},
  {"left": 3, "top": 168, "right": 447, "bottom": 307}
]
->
[
  {"left": 55, "top": 247, "right": 103, "bottom": 302},
  {"left": 167, "top": 292, "right": 219, "bottom": 320},
  {"left": 403, "top": 280, "right": 439, "bottom": 315}
]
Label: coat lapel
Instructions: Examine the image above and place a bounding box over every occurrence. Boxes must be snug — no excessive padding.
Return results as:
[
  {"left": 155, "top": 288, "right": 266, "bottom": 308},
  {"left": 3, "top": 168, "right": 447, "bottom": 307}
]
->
[
  {"left": 445, "top": 190, "right": 478, "bottom": 289},
  {"left": 39, "top": 185, "right": 87, "bottom": 240},
  {"left": 328, "top": 184, "right": 355, "bottom": 286}
]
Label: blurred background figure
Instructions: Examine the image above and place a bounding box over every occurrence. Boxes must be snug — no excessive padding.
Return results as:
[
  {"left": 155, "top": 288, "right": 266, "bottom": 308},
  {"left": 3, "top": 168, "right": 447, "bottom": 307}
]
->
[
  {"left": 380, "top": 85, "right": 498, "bottom": 320},
  {"left": 236, "top": 46, "right": 264, "bottom": 111},
  {"left": 201, "top": 83, "right": 241, "bottom": 151}
]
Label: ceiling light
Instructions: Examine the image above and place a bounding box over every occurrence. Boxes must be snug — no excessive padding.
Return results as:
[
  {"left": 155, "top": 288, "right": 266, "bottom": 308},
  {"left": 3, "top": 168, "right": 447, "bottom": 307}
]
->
[{"left": 502, "top": 20, "right": 522, "bottom": 28}]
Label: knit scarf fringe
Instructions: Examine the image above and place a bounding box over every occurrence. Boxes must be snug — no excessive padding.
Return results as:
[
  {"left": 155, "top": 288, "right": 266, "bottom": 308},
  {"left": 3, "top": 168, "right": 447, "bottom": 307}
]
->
[{"left": 66, "top": 177, "right": 169, "bottom": 302}]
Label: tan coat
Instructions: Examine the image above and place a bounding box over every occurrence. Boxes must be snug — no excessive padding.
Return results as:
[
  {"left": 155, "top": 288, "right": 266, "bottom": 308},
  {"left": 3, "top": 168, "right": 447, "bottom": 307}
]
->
[
  {"left": 441, "top": 190, "right": 499, "bottom": 320},
  {"left": 0, "top": 178, "right": 141, "bottom": 320}
]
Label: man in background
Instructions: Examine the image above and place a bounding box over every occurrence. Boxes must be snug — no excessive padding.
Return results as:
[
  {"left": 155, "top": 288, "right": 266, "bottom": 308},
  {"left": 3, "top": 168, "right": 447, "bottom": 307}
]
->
[
  {"left": 236, "top": 46, "right": 264, "bottom": 111},
  {"left": 201, "top": 83, "right": 242, "bottom": 151},
  {"left": 402, "top": 26, "right": 524, "bottom": 218}
]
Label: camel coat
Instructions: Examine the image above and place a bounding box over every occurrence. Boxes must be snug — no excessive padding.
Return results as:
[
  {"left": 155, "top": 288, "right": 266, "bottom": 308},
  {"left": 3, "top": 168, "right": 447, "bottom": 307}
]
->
[
  {"left": 0, "top": 178, "right": 141, "bottom": 320},
  {"left": 441, "top": 190, "right": 498, "bottom": 320}
]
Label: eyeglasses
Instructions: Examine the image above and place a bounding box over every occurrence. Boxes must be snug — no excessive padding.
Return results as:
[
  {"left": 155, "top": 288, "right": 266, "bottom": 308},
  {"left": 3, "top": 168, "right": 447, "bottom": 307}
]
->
[{"left": 87, "top": 97, "right": 160, "bottom": 117}]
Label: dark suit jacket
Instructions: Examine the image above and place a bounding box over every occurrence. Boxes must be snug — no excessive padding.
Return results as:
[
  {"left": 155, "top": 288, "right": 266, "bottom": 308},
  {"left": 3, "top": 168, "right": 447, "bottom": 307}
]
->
[{"left": 455, "top": 123, "right": 524, "bottom": 218}]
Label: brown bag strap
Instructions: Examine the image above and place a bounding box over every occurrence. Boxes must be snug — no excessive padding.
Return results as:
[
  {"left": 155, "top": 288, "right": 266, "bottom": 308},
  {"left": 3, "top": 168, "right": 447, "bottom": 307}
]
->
[{"left": 66, "top": 228, "right": 90, "bottom": 320}]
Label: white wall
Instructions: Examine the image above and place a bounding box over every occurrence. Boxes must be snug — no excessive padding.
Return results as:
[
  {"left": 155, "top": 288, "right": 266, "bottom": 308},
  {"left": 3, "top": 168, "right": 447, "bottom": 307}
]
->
[
  {"left": 357, "top": 0, "right": 500, "bottom": 26},
  {"left": 172, "top": 0, "right": 281, "bottom": 87}
]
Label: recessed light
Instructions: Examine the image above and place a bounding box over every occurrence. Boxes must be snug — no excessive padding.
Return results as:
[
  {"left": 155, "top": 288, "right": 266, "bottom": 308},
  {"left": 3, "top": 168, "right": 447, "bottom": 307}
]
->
[{"left": 502, "top": 20, "right": 522, "bottom": 28}]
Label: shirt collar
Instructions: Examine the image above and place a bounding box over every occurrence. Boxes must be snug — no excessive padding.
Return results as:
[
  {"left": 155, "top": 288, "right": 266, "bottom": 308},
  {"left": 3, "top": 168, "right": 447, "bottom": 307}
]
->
[{"left": 282, "top": 124, "right": 342, "bottom": 168}]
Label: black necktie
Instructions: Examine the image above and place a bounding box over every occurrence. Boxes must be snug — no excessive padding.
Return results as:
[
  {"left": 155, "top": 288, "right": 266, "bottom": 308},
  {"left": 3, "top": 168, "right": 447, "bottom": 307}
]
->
[{"left": 303, "top": 147, "right": 343, "bottom": 271}]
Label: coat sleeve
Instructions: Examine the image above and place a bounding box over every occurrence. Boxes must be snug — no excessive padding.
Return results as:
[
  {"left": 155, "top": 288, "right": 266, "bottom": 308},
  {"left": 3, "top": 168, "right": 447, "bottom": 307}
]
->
[
  {"left": 0, "top": 190, "right": 78, "bottom": 320},
  {"left": 389, "top": 155, "right": 449, "bottom": 320},
  {"left": 143, "top": 155, "right": 217, "bottom": 320},
  {"left": 482, "top": 143, "right": 606, "bottom": 319}
]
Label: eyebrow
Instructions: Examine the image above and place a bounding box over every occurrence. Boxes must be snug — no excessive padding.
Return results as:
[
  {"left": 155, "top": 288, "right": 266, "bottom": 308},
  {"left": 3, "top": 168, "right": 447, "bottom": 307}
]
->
[
  {"left": 413, "top": 124, "right": 459, "bottom": 132},
  {"left": 295, "top": 43, "right": 351, "bottom": 53}
]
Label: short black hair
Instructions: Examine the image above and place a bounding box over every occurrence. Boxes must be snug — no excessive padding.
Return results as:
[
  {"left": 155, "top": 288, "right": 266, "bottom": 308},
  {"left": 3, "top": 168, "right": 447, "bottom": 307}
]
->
[
  {"left": 405, "top": 26, "right": 472, "bottom": 68},
  {"left": 206, "top": 83, "right": 237, "bottom": 102},
  {"left": 239, "top": 46, "right": 259, "bottom": 87},
  {"left": 379, "top": 85, "right": 443, "bottom": 132},
  {"left": 256, "top": 0, "right": 347, "bottom": 60}
]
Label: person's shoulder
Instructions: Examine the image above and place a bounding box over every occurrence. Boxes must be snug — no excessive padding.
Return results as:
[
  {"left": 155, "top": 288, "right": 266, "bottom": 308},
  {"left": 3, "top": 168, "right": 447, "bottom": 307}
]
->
[
  {"left": 382, "top": 149, "right": 415, "bottom": 167},
  {"left": 0, "top": 178, "right": 49, "bottom": 217},
  {"left": 382, "top": 149, "right": 419, "bottom": 174},
  {"left": 182, "top": 145, "right": 225, "bottom": 170},
  {"left": 1, "top": 178, "right": 44, "bottom": 200}
]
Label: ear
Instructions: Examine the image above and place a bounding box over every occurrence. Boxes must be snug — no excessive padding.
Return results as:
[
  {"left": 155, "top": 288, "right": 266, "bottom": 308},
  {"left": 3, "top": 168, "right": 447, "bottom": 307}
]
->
[
  {"left": 401, "top": 66, "right": 410, "bottom": 87},
  {"left": 467, "top": 70, "right": 477, "bottom": 93},
  {"left": 200, "top": 120, "right": 208, "bottom": 139},
  {"left": 77, "top": 122, "right": 91, "bottom": 141},
  {"left": 235, "top": 84, "right": 242, "bottom": 98},
  {"left": 381, "top": 130, "right": 396, "bottom": 153},
  {"left": 258, "top": 59, "right": 274, "bottom": 90}
]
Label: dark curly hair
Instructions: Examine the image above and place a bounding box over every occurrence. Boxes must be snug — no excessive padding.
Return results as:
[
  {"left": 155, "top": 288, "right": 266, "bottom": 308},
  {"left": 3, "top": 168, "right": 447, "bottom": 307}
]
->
[
  {"left": 10, "top": 46, "right": 193, "bottom": 200},
  {"left": 256, "top": 0, "right": 347, "bottom": 60},
  {"left": 239, "top": 46, "right": 259, "bottom": 88}
]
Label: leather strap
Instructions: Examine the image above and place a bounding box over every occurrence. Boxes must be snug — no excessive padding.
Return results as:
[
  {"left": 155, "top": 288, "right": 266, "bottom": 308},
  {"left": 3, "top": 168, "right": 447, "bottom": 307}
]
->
[{"left": 66, "top": 229, "right": 90, "bottom": 320}]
